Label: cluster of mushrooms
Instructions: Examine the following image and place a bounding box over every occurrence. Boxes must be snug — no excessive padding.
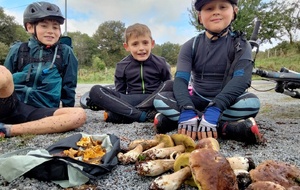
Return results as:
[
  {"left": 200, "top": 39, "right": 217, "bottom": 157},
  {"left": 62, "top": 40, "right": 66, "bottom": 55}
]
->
[{"left": 117, "top": 134, "right": 300, "bottom": 190}]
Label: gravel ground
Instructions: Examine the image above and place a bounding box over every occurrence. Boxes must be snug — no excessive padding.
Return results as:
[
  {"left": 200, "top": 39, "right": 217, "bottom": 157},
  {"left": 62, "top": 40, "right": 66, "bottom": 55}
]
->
[{"left": 0, "top": 80, "right": 299, "bottom": 190}]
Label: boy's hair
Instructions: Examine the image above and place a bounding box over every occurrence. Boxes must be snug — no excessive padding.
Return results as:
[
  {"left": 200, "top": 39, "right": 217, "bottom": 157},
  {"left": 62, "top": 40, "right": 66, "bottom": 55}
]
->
[{"left": 124, "top": 23, "right": 152, "bottom": 43}]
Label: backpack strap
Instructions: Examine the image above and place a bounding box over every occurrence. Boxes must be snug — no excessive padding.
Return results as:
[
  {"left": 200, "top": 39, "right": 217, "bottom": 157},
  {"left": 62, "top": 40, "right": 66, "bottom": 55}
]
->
[
  {"left": 221, "top": 31, "right": 247, "bottom": 87},
  {"left": 16, "top": 42, "right": 64, "bottom": 77},
  {"left": 191, "top": 31, "right": 205, "bottom": 63}
]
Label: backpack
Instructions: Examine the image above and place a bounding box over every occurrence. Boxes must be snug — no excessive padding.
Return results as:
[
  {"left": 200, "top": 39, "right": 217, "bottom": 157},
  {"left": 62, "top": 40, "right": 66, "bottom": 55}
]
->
[
  {"left": 0, "top": 133, "right": 121, "bottom": 188},
  {"left": 191, "top": 30, "right": 248, "bottom": 87},
  {"left": 16, "top": 36, "right": 73, "bottom": 76}
]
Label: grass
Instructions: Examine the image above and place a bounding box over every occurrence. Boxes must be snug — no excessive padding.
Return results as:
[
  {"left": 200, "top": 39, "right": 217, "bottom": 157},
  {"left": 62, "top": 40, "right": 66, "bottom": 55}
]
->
[{"left": 78, "top": 48, "right": 300, "bottom": 84}]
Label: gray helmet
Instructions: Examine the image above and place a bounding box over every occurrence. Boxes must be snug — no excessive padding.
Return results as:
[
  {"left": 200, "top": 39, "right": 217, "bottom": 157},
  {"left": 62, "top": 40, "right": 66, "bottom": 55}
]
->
[
  {"left": 23, "top": 1, "right": 64, "bottom": 29},
  {"left": 195, "top": 0, "right": 238, "bottom": 11}
]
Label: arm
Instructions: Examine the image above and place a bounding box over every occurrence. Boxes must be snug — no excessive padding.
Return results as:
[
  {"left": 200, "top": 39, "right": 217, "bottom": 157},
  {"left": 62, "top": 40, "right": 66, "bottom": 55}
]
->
[
  {"left": 213, "top": 41, "right": 253, "bottom": 111},
  {"left": 60, "top": 45, "right": 78, "bottom": 107}
]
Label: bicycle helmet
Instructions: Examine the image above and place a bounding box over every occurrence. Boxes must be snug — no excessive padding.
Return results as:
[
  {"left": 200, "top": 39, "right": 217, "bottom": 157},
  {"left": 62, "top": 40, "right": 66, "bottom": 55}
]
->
[
  {"left": 195, "top": 0, "right": 238, "bottom": 11},
  {"left": 23, "top": 1, "right": 64, "bottom": 29}
]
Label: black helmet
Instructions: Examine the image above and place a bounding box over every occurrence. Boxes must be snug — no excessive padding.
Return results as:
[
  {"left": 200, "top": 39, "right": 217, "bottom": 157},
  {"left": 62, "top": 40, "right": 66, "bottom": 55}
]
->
[
  {"left": 195, "top": 0, "right": 238, "bottom": 11},
  {"left": 23, "top": 1, "right": 64, "bottom": 29}
]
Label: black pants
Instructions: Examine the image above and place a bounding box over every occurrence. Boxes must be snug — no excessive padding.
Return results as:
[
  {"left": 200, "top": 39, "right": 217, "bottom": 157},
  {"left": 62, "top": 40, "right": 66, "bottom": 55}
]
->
[
  {"left": 0, "top": 93, "right": 57, "bottom": 124},
  {"left": 89, "top": 80, "right": 173, "bottom": 121}
]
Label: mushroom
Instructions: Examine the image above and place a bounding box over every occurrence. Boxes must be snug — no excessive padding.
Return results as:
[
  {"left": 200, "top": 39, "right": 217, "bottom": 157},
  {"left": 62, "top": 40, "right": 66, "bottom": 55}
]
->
[
  {"left": 149, "top": 166, "right": 191, "bottom": 190},
  {"left": 246, "top": 181, "right": 286, "bottom": 190},
  {"left": 227, "top": 156, "right": 255, "bottom": 175},
  {"left": 189, "top": 148, "right": 239, "bottom": 190},
  {"left": 117, "top": 144, "right": 143, "bottom": 164},
  {"left": 195, "top": 137, "right": 220, "bottom": 151},
  {"left": 128, "top": 139, "right": 159, "bottom": 150},
  {"left": 249, "top": 160, "right": 300, "bottom": 189},
  {"left": 173, "top": 152, "right": 195, "bottom": 187},
  {"left": 139, "top": 134, "right": 174, "bottom": 160},
  {"left": 135, "top": 151, "right": 179, "bottom": 177},
  {"left": 143, "top": 134, "right": 196, "bottom": 160},
  {"left": 118, "top": 134, "right": 174, "bottom": 164}
]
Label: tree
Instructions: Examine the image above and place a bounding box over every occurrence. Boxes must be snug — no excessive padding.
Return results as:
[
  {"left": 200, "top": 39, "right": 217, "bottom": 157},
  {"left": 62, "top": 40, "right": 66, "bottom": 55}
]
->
[
  {"left": 160, "top": 42, "right": 181, "bottom": 66},
  {"left": 68, "top": 31, "right": 98, "bottom": 68},
  {"left": 275, "top": 0, "right": 300, "bottom": 44},
  {"left": 0, "top": 7, "right": 29, "bottom": 46},
  {"left": 93, "top": 21, "right": 127, "bottom": 67},
  {"left": 0, "top": 42, "right": 9, "bottom": 65}
]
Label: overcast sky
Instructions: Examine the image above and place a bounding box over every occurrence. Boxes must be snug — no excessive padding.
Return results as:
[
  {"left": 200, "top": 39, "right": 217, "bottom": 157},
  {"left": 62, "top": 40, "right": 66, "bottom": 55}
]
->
[
  {"left": 1, "top": 0, "right": 199, "bottom": 45},
  {"left": 1, "top": 0, "right": 279, "bottom": 50}
]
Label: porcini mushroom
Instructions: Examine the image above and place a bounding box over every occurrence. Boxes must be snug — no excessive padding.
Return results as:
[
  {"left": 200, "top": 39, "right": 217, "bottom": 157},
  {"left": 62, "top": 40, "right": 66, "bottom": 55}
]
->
[
  {"left": 189, "top": 148, "right": 239, "bottom": 190},
  {"left": 227, "top": 156, "right": 255, "bottom": 175},
  {"left": 119, "top": 134, "right": 174, "bottom": 164},
  {"left": 149, "top": 166, "right": 191, "bottom": 190},
  {"left": 135, "top": 151, "right": 179, "bottom": 177},
  {"left": 144, "top": 134, "right": 196, "bottom": 160},
  {"left": 173, "top": 152, "right": 195, "bottom": 187},
  {"left": 117, "top": 144, "right": 143, "bottom": 164},
  {"left": 139, "top": 134, "right": 174, "bottom": 160}
]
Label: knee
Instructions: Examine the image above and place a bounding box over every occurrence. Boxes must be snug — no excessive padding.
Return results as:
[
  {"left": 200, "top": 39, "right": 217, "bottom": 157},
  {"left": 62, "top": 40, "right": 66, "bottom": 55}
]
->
[{"left": 70, "top": 108, "right": 87, "bottom": 129}]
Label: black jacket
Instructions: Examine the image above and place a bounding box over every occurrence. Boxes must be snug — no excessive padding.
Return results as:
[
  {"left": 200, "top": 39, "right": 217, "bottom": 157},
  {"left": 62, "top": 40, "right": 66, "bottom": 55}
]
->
[{"left": 115, "top": 54, "right": 172, "bottom": 94}]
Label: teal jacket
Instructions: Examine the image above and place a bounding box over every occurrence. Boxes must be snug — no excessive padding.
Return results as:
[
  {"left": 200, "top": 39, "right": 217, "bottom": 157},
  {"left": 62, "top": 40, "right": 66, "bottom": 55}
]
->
[{"left": 4, "top": 37, "right": 78, "bottom": 108}]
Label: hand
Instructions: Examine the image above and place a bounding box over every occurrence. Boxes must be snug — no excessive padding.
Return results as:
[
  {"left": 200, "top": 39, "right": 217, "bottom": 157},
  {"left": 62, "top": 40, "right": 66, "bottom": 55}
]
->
[
  {"left": 177, "top": 110, "right": 199, "bottom": 140},
  {"left": 197, "top": 106, "right": 221, "bottom": 140},
  {"left": 197, "top": 116, "right": 218, "bottom": 139}
]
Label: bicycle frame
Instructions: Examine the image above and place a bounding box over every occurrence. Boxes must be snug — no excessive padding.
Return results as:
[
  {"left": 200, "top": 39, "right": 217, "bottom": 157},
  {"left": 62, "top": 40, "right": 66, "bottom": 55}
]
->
[{"left": 250, "top": 20, "right": 300, "bottom": 99}]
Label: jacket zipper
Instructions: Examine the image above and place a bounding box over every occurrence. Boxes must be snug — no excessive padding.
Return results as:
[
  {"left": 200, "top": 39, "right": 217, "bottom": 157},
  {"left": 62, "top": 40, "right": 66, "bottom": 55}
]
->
[{"left": 141, "top": 63, "right": 145, "bottom": 93}]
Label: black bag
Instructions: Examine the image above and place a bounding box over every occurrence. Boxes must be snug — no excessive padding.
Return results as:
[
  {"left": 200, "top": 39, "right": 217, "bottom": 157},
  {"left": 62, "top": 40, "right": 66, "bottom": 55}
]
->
[{"left": 24, "top": 133, "right": 120, "bottom": 181}]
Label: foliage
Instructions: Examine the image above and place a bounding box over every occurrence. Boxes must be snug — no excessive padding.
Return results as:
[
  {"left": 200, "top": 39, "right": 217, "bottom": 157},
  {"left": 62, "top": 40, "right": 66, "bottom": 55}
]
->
[
  {"left": 68, "top": 31, "right": 98, "bottom": 68},
  {"left": 92, "top": 56, "right": 106, "bottom": 71},
  {"left": 0, "top": 42, "right": 9, "bottom": 64},
  {"left": 93, "top": 21, "right": 127, "bottom": 67},
  {"left": 160, "top": 42, "right": 181, "bottom": 66},
  {"left": 0, "top": 7, "right": 29, "bottom": 46}
]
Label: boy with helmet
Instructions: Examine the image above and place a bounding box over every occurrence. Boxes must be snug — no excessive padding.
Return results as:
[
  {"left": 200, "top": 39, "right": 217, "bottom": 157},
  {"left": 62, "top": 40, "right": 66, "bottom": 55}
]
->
[
  {"left": 0, "top": 2, "right": 86, "bottom": 137},
  {"left": 153, "top": 0, "right": 265, "bottom": 144}
]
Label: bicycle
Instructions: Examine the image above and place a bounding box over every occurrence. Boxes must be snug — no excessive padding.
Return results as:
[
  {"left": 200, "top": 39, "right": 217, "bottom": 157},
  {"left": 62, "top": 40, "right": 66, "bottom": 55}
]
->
[{"left": 249, "top": 20, "right": 300, "bottom": 99}]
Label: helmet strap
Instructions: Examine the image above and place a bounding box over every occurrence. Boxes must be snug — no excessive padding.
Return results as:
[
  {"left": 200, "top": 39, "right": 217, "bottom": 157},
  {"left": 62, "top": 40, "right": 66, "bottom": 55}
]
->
[{"left": 205, "top": 24, "right": 232, "bottom": 40}]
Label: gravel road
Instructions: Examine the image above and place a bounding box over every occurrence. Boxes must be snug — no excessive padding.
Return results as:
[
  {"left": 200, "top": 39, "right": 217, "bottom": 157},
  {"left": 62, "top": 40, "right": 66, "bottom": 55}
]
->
[{"left": 0, "top": 80, "right": 299, "bottom": 190}]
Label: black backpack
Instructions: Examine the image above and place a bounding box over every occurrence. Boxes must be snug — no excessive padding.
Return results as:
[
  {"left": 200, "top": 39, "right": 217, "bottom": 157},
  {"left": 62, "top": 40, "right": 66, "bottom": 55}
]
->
[{"left": 15, "top": 36, "right": 73, "bottom": 76}]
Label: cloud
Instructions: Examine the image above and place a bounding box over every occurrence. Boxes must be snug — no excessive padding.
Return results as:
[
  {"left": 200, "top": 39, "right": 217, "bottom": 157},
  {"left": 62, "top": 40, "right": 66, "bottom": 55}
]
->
[{"left": 2, "top": 0, "right": 199, "bottom": 45}]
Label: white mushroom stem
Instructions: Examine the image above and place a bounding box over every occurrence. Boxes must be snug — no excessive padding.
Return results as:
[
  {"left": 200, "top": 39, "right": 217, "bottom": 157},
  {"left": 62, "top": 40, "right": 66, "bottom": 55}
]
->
[
  {"left": 136, "top": 159, "right": 175, "bottom": 177},
  {"left": 139, "top": 142, "right": 165, "bottom": 158},
  {"left": 117, "top": 144, "right": 143, "bottom": 164},
  {"left": 226, "top": 156, "right": 255, "bottom": 172},
  {"left": 128, "top": 139, "right": 159, "bottom": 150},
  {"left": 145, "top": 145, "right": 185, "bottom": 160},
  {"left": 149, "top": 166, "right": 191, "bottom": 190}
]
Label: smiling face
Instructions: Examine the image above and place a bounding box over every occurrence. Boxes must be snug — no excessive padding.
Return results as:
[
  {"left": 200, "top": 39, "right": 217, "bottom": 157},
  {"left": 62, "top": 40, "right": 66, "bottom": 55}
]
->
[
  {"left": 123, "top": 34, "right": 155, "bottom": 61},
  {"left": 26, "top": 19, "right": 61, "bottom": 46},
  {"left": 198, "top": 0, "right": 238, "bottom": 38}
]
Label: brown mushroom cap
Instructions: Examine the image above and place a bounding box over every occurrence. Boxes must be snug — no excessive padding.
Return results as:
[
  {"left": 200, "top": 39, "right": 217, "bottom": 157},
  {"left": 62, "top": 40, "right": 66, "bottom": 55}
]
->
[
  {"left": 246, "top": 181, "right": 286, "bottom": 190},
  {"left": 189, "top": 148, "right": 238, "bottom": 190},
  {"left": 170, "top": 134, "right": 196, "bottom": 152},
  {"left": 195, "top": 137, "right": 220, "bottom": 151},
  {"left": 249, "top": 160, "right": 300, "bottom": 189}
]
